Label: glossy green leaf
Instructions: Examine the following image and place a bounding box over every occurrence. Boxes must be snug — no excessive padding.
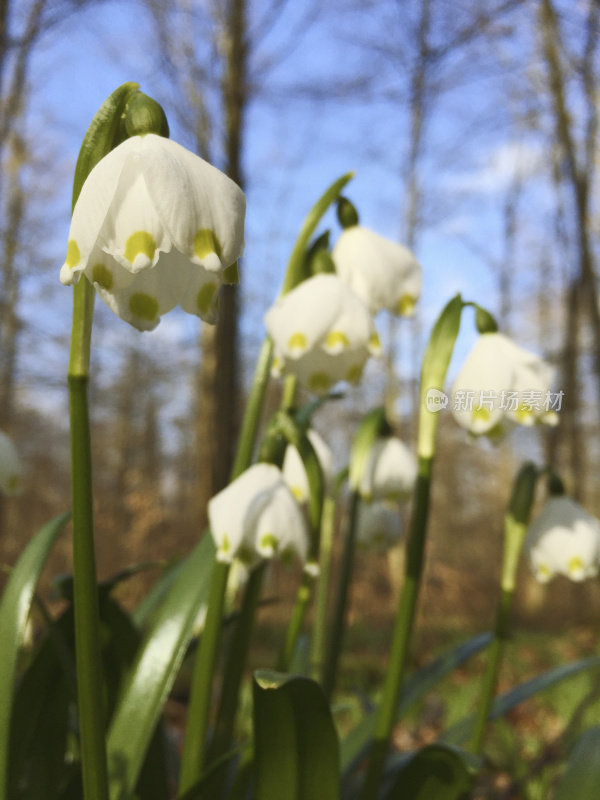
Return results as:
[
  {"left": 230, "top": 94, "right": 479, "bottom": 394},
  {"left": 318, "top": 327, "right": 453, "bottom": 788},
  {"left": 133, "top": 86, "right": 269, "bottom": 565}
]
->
[
  {"left": 341, "top": 632, "right": 491, "bottom": 775},
  {"left": 107, "top": 534, "right": 214, "bottom": 800},
  {"left": 383, "top": 744, "right": 474, "bottom": 800},
  {"left": 554, "top": 726, "right": 600, "bottom": 800},
  {"left": 442, "top": 655, "right": 600, "bottom": 745},
  {"left": 0, "top": 511, "right": 70, "bottom": 800},
  {"left": 253, "top": 670, "right": 340, "bottom": 800}
]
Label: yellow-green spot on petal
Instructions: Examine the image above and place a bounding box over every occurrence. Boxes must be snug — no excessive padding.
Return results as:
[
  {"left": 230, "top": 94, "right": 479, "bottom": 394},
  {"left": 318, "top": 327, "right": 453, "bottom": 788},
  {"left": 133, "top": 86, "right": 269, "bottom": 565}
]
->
[
  {"left": 129, "top": 293, "right": 159, "bottom": 322},
  {"left": 221, "top": 534, "right": 231, "bottom": 554},
  {"left": 515, "top": 406, "right": 534, "bottom": 425},
  {"left": 260, "top": 533, "right": 279, "bottom": 553},
  {"left": 308, "top": 372, "right": 332, "bottom": 393},
  {"left": 567, "top": 556, "right": 585, "bottom": 578},
  {"left": 368, "top": 332, "right": 382, "bottom": 354},
  {"left": 124, "top": 230, "right": 156, "bottom": 264},
  {"left": 197, "top": 282, "right": 218, "bottom": 315},
  {"left": 472, "top": 406, "right": 491, "bottom": 425},
  {"left": 66, "top": 240, "right": 81, "bottom": 268},
  {"left": 396, "top": 294, "right": 416, "bottom": 316},
  {"left": 92, "top": 263, "right": 114, "bottom": 291},
  {"left": 194, "top": 229, "right": 222, "bottom": 260},
  {"left": 325, "top": 330, "right": 349, "bottom": 350},
  {"left": 346, "top": 364, "right": 364, "bottom": 384},
  {"left": 288, "top": 332, "right": 307, "bottom": 353},
  {"left": 536, "top": 563, "right": 552, "bottom": 581},
  {"left": 290, "top": 486, "right": 304, "bottom": 502}
]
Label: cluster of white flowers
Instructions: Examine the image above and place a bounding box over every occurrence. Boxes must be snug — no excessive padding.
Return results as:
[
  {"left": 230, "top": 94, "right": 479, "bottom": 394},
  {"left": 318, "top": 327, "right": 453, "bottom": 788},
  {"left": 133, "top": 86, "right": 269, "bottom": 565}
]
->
[
  {"left": 356, "top": 436, "right": 417, "bottom": 550},
  {"left": 60, "top": 133, "right": 245, "bottom": 331},
  {"left": 265, "top": 226, "right": 422, "bottom": 396},
  {"left": 451, "top": 333, "right": 557, "bottom": 438},
  {"left": 0, "top": 431, "right": 20, "bottom": 495},
  {"left": 524, "top": 496, "right": 600, "bottom": 583},
  {"left": 208, "top": 463, "right": 310, "bottom": 568}
]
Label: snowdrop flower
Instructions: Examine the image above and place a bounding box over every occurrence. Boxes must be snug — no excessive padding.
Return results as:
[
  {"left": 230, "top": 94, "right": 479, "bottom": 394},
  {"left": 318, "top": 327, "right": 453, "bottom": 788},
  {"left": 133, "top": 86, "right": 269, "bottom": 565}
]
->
[
  {"left": 264, "top": 274, "right": 381, "bottom": 395},
  {"left": 0, "top": 431, "right": 20, "bottom": 495},
  {"left": 332, "top": 226, "right": 421, "bottom": 316},
  {"left": 451, "top": 333, "right": 557, "bottom": 437},
  {"left": 282, "top": 429, "right": 334, "bottom": 503},
  {"left": 60, "top": 133, "right": 245, "bottom": 331},
  {"left": 208, "top": 463, "right": 310, "bottom": 566},
  {"left": 358, "top": 436, "right": 417, "bottom": 503},
  {"left": 525, "top": 496, "right": 600, "bottom": 583},
  {"left": 357, "top": 501, "right": 404, "bottom": 550}
]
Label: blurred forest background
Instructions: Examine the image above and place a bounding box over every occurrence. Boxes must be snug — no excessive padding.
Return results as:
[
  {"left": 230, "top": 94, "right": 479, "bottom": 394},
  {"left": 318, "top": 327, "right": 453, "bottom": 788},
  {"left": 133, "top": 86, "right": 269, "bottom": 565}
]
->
[{"left": 2, "top": 0, "right": 600, "bottom": 640}]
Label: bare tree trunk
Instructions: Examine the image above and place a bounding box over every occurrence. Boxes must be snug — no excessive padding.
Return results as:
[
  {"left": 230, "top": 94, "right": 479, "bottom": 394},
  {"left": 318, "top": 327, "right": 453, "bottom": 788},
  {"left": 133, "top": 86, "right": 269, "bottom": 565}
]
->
[
  {"left": 538, "top": 0, "right": 599, "bottom": 497},
  {"left": 196, "top": 0, "right": 247, "bottom": 525}
]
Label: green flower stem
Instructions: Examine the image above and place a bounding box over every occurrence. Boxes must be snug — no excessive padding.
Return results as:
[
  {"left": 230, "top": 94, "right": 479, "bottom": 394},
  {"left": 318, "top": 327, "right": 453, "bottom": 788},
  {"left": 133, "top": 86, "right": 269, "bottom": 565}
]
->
[
  {"left": 178, "top": 559, "right": 230, "bottom": 794},
  {"left": 360, "top": 455, "right": 433, "bottom": 799},
  {"left": 358, "top": 297, "right": 464, "bottom": 799},
  {"left": 208, "top": 563, "right": 265, "bottom": 761},
  {"left": 68, "top": 279, "right": 109, "bottom": 800},
  {"left": 323, "top": 489, "right": 360, "bottom": 699},
  {"left": 277, "top": 569, "right": 315, "bottom": 672},
  {"left": 470, "top": 462, "right": 538, "bottom": 755},
  {"left": 469, "top": 588, "right": 513, "bottom": 755},
  {"left": 230, "top": 338, "right": 274, "bottom": 480},
  {"left": 281, "top": 172, "right": 354, "bottom": 296},
  {"left": 310, "top": 494, "right": 336, "bottom": 681}
]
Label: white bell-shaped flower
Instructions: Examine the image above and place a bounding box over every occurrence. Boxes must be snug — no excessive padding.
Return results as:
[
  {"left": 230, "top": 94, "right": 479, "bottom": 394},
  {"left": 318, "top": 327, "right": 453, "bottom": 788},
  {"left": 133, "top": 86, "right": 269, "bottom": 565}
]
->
[
  {"left": 282, "top": 429, "right": 334, "bottom": 503},
  {"left": 356, "top": 501, "right": 404, "bottom": 550},
  {"left": 264, "top": 274, "right": 381, "bottom": 395},
  {"left": 358, "top": 436, "right": 417, "bottom": 503},
  {"left": 332, "top": 225, "right": 421, "bottom": 316},
  {"left": 451, "top": 333, "right": 557, "bottom": 437},
  {"left": 60, "top": 133, "right": 245, "bottom": 331},
  {"left": 524, "top": 496, "right": 600, "bottom": 583},
  {"left": 0, "top": 431, "right": 20, "bottom": 495},
  {"left": 208, "top": 462, "right": 310, "bottom": 566}
]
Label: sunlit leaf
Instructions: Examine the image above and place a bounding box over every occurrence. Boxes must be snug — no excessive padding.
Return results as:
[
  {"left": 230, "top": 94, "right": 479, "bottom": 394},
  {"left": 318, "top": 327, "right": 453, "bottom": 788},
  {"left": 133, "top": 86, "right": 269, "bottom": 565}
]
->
[
  {"left": 554, "top": 726, "right": 600, "bottom": 800},
  {"left": 107, "top": 534, "right": 214, "bottom": 800},
  {"left": 253, "top": 670, "right": 340, "bottom": 800},
  {"left": 0, "top": 511, "right": 70, "bottom": 800}
]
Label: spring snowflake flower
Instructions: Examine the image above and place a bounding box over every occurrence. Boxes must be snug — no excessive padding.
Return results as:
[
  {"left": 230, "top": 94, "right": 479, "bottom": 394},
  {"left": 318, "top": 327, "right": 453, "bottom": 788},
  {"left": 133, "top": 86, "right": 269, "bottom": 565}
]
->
[
  {"left": 208, "top": 463, "right": 309, "bottom": 566},
  {"left": 332, "top": 225, "right": 421, "bottom": 316},
  {"left": 264, "top": 274, "right": 381, "bottom": 395},
  {"left": 357, "top": 501, "right": 404, "bottom": 550},
  {"left": 60, "top": 133, "right": 245, "bottom": 331},
  {"left": 358, "top": 436, "right": 417, "bottom": 503},
  {"left": 451, "top": 332, "right": 557, "bottom": 437},
  {"left": 282, "top": 429, "right": 334, "bottom": 503},
  {"left": 0, "top": 431, "right": 20, "bottom": 495},
  {"left": 525, "top": 496, "right": 600, "bottom": 583}
]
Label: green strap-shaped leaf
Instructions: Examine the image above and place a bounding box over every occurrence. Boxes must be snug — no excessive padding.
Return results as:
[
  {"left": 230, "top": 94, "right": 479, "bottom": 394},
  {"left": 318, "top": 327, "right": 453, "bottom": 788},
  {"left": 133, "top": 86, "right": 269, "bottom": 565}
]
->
[
  {"left": 554, "top": 726, "right": 600, "bottom": 800},
  {"left": 253, "top": 670, "right": 340, "bottom": 800},
  {"left": 442, "top": 655, "right": 600, "bottom": 745},
  {"left": 107, "top": 534, "right": 215, "bottom": 800},
  {"left": 383, "top": 744, "right": 474, "bottom": 800},
  {"left": 0, "top": 511, "right": 70, "bottom": 800},
  {"left": 341, "top": 633, "right": 491, "bottom": 775}
]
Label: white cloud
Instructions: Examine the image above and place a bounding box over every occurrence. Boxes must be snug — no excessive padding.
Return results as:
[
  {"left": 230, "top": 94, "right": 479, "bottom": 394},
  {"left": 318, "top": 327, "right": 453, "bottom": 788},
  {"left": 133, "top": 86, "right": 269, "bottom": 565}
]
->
[{"left": 446, "top": 140, "right": 543, "bottom": 195}]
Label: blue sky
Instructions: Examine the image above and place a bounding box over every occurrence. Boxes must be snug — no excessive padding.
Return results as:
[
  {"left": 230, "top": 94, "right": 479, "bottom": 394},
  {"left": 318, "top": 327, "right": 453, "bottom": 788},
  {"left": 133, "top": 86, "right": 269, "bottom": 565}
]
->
[{"left": 15, "top": 0, "right": 573, "bottom": 433}]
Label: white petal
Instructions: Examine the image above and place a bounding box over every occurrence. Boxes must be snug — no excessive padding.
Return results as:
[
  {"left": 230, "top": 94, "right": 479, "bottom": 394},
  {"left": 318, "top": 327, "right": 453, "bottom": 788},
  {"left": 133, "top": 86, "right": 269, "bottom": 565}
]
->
[
  {"left": 282, "top": 429, "right": 334, "bottom": 502},
  {"left": 264, "top": 275, "right": 346, "bottom": 357},
  {"left": 333, "top": 226, "right": 422, "bottom": 315},
  {"left": 61, "top": 138, "right": 141, "bottom": 280},
  {"left": 140, "top": 135, "right": 245, "bottom": 269},
  {"left": 360, "top": 437, "right": 417, "bottom": 502}
]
